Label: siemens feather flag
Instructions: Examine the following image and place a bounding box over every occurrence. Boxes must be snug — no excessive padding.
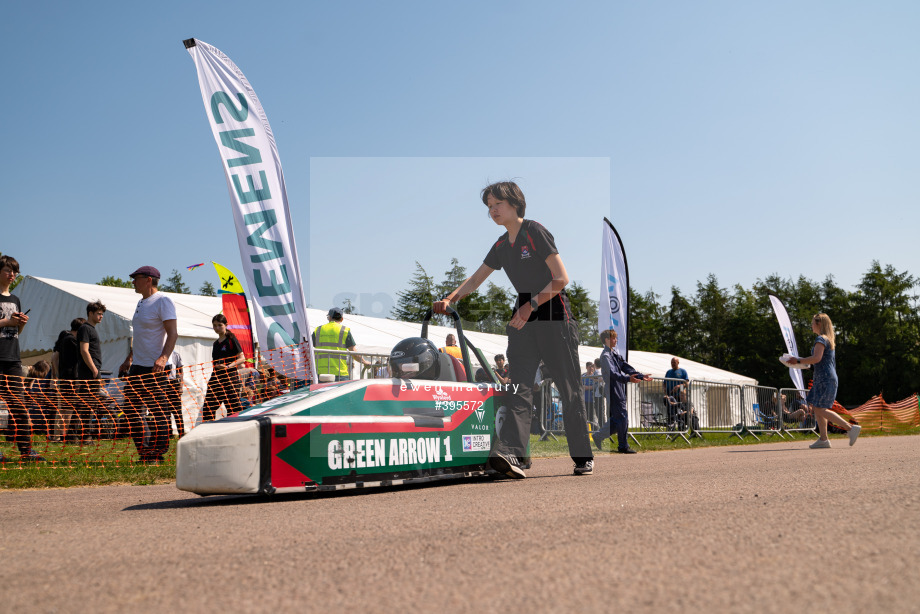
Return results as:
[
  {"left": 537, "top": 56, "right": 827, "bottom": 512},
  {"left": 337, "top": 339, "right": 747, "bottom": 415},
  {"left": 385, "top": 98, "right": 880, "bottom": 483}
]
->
[
  {"left": 599, "top": 218, "right": 629, "bottom": 359},
  {"left": 769, "top": 295, "right": 806, "bottom": 392},
  {"left": 185, "top": 39, "right": 315, "bottom": 383}
]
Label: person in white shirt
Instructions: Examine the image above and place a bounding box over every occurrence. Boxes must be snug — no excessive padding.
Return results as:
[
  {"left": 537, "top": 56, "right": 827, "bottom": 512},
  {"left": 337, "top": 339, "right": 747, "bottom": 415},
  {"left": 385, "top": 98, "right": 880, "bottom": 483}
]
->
[{"left": 118, "top": 266, "right": 178, "bottom": 465}]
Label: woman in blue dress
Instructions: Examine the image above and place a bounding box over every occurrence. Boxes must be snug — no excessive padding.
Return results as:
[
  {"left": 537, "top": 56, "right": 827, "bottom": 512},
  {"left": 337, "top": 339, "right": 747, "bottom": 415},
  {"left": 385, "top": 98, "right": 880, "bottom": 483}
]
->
[{"left": 790, "top": 313, "right": 860, "bottom": 449}]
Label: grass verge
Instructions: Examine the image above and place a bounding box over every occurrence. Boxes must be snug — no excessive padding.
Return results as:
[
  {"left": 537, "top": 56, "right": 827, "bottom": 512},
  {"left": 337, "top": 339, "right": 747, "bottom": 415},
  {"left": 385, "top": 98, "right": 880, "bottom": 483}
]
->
[
  {"left": 3, "top": 428, "right": 919, "bottom": 490},
  {"left": 528, "top": 426, "right": 920, "bottom": 457},
  {"left": 1, "top": 437, "right": 176, "bottom": 489}
]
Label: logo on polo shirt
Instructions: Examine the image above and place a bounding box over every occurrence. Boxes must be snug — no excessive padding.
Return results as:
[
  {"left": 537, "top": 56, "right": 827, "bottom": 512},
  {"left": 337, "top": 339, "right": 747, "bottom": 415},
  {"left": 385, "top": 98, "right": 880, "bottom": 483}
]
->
[{"left": 520, "top": 246, "right": 531, "bottom": 259}]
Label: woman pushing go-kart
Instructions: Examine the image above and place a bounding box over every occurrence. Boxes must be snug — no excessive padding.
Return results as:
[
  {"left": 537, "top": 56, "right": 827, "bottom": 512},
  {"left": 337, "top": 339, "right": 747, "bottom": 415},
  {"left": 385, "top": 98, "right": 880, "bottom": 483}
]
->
[{"left": 433, "top": 181, "right": 594, "bottom": 478}]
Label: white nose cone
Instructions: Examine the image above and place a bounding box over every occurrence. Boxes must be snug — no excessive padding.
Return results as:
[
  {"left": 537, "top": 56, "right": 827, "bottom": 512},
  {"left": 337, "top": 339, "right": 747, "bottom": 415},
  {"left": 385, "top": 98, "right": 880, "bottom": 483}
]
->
[{"left": 176, "top": 421, "right": 261, "bottom": 495}]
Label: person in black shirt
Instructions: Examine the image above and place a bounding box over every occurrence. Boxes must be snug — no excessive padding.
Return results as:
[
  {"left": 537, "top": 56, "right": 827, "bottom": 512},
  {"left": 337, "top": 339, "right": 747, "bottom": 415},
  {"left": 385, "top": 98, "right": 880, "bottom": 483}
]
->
[
  {"left": 493, "top": 353, "right": 511, "bottom": 385},
  {"left": 201, "top": 313, "right": 245, "bottom": 422},
  {"left": 74, "top": 301, "right": 106, "bottom": 442},
  {"left": 0, "top": 254, "right": 44, "bottom": 462},
  {"left": 433, "top": 181, "right": 594, "bottom": 478},
  {"left": 52, "top": 318, "right": 85, "bottom": 442},
  {"left": 76, "top": 302, "right": 105, "bottom": 380},
  {"left": 53, "top": 320, "right": 84, "bottom": 380}
]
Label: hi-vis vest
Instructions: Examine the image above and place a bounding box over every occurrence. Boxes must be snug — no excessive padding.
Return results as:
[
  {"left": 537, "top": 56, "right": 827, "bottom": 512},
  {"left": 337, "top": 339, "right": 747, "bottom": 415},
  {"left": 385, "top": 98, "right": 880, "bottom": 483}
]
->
[
  {"left": 314, "top": 321, "right": 351, "bottom": 377},
  {"left": 440, "top": 345, "right": 462, "bottom": 360}
]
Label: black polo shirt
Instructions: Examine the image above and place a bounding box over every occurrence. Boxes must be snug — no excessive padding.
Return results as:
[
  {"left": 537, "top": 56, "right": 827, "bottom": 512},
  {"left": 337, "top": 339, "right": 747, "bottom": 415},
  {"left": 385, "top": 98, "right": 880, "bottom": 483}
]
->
[
  {"left": 483, "top": 219, "right": 572, "bottom": 321},
  {"left": 213, "top": 335, "right": 243, "bottom": 367},
  {"left": 77, "top": 322, "right": 102, "bottom": 377}
]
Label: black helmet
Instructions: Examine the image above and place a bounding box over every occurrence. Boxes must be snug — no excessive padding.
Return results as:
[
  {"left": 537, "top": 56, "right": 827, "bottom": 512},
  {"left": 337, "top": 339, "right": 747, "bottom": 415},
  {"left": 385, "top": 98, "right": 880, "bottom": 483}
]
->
[{"left": 389, "top": 337, "right": 440, "bottom": 380}]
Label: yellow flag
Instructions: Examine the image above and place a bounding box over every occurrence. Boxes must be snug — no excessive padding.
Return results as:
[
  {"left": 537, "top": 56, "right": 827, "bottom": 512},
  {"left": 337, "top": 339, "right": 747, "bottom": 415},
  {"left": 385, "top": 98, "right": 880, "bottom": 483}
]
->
[{"left": 212, "top": 261, "right": 245, "bottom": 295}]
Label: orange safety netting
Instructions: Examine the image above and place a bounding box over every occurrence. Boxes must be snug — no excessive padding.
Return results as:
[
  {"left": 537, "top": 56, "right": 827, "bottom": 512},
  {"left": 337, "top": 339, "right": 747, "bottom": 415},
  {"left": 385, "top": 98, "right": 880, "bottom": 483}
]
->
[
  {"left": 0, "top": 341, "right": 317, "bottom": 468},
  {"left": 830, "top": 400, "right": 857, "bottom": 424},
  {"left": 846, "top": 394, "right": 920, "bottom": 432}
]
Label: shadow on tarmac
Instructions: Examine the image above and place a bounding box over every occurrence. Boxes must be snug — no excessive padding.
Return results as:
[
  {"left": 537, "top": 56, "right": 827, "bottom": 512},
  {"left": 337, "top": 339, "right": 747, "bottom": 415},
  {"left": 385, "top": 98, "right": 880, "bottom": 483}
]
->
[
  {"left": 122, "top": 471, "right": 545, "bottom": 511},
  {"left": 726, "top": 447, "right": 808, "bottom": 453}
]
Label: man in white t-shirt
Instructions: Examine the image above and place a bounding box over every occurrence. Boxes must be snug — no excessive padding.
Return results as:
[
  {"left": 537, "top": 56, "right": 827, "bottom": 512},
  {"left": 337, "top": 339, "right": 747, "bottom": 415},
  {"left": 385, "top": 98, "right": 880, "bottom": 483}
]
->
[{"left": 118, "top": 266, "right": 178, "bottom": 464}]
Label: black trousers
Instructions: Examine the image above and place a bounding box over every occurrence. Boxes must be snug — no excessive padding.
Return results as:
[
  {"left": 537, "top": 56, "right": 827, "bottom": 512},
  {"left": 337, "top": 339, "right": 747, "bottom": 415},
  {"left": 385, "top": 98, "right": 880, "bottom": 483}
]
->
[
  {"left": 0, "top": 362, "right": 32, "bottom": 454},
  {"left": 202, "top": 368, "right": 242, "bottom": 422},
  {"left": 165, "top": 378, "right": 184, "bottom": 437},
  {"left": 73, "top": 378, "right": 103, "bottom": 441},
  {"left": 123, "top": 366, "right": 172, "bottom": 460},
  {"left": 502, "top": 319, "right": 593, "bottom": 463}
]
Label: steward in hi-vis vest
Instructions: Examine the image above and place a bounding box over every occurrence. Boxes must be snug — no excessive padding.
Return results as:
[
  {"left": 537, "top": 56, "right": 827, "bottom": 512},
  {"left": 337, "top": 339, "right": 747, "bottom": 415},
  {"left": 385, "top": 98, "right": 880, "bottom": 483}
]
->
[
  {"left": 311, "top": 307, "right": 368, "bottom": 381},
  {"left": 439, "top": 333, "right": 463, "bottom": 360}
]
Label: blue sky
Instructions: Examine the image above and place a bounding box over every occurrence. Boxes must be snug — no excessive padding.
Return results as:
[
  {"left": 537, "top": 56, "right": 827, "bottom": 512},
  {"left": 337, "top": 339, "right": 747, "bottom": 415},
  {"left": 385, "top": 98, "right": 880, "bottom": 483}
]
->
[{"left": 3, "top": 1, "right": 918, "bottom": 317}]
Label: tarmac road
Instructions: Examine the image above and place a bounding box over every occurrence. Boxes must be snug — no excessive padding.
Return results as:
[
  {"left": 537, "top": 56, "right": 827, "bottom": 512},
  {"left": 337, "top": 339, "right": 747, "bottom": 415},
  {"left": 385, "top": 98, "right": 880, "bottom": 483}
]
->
[{"left": 2, "top": 435, "right": 918, "bottom": 613}]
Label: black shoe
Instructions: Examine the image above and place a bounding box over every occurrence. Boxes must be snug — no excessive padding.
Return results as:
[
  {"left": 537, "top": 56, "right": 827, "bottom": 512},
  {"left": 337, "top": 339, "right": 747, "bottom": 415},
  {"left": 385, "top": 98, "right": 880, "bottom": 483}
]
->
[
  {"left": 21, "top": 452, "right": 47, "bottom": 462},
  {"left": 518, "top": 457, "right": 532, "bottom": 470},
  {"left": 617, "top": 447, "right": 637, "bottom": 454},
  {"left": 573, "top": 460, "right": 595, "bottom": 475},
  {"left": 488, "top": 452, "right": 526, "bottom": 479}
]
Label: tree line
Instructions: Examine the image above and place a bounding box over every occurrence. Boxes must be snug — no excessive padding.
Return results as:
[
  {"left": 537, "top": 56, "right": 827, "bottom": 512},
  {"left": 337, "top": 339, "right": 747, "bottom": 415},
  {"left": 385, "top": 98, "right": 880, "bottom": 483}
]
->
[
  {"left": 99, "top": 270, "right": 216, "bottom": 296},
  {"left": 94, "top": 260, "right": 918, "bottom": 405},
  {"left": 391, "top": 259, "right": 919, "bottom": 405}
]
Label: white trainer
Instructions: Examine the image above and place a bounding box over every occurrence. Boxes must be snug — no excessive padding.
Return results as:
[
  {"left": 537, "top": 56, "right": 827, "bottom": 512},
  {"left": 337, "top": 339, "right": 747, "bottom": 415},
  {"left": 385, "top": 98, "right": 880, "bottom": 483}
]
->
[
  {"left": 809, "top": 438, "right": 831, "bottom": 449},
  {"left": 848, "top": 424, "right": 862, "bottom": 446}
]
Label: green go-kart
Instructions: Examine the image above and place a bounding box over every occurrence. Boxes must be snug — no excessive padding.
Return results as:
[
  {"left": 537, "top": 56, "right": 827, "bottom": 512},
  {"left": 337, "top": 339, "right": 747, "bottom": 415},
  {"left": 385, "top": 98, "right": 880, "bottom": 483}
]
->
[{"left": 176, "top": 308, "right": 510, "bottom": 495}]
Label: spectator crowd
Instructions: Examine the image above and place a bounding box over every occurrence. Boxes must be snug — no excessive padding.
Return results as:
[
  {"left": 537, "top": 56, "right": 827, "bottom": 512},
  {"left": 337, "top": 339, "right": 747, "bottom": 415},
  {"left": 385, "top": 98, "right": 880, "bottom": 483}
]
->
[{"left": 0, "top": 258, "right": 301, "bottom": 465}]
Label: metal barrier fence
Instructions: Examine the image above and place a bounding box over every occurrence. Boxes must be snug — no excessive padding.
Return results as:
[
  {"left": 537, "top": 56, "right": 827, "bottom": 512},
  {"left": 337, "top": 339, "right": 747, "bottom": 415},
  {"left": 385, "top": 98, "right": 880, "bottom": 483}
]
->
[
  {"left": 360, "top": 353, "right": 392, "bottom": 379},
  {"left": 349, "top": 350, "right": 494, "bottom": 382},
  {"left": 536, "top": 375, "right": 608, "bottom": 438},
  {"left": 778, "top": 387, "right": 817, "bottom": 436},
  {"left": 741, "top": 385, "right": 786, "bottom": 440},
  {"left": 314, "top": 349, "right": 392, "bottom": 380},
  {"left": 689, "top": 379, "right": 744, "bottom": 439},
  {"left": 537, "top": 376, "right": 695, "bottom": 446},
  {"left": 536, "top": 379, "right": 559, "bottom": 437},
  {"left": 529, "top": 377, "right": 815, "bottom": 446},
  {"left": 626, "top": 377, "right": 693, "bottom": 444},
  {"left": 582, "top": 373, "right": 607, "bottom": 430}
]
